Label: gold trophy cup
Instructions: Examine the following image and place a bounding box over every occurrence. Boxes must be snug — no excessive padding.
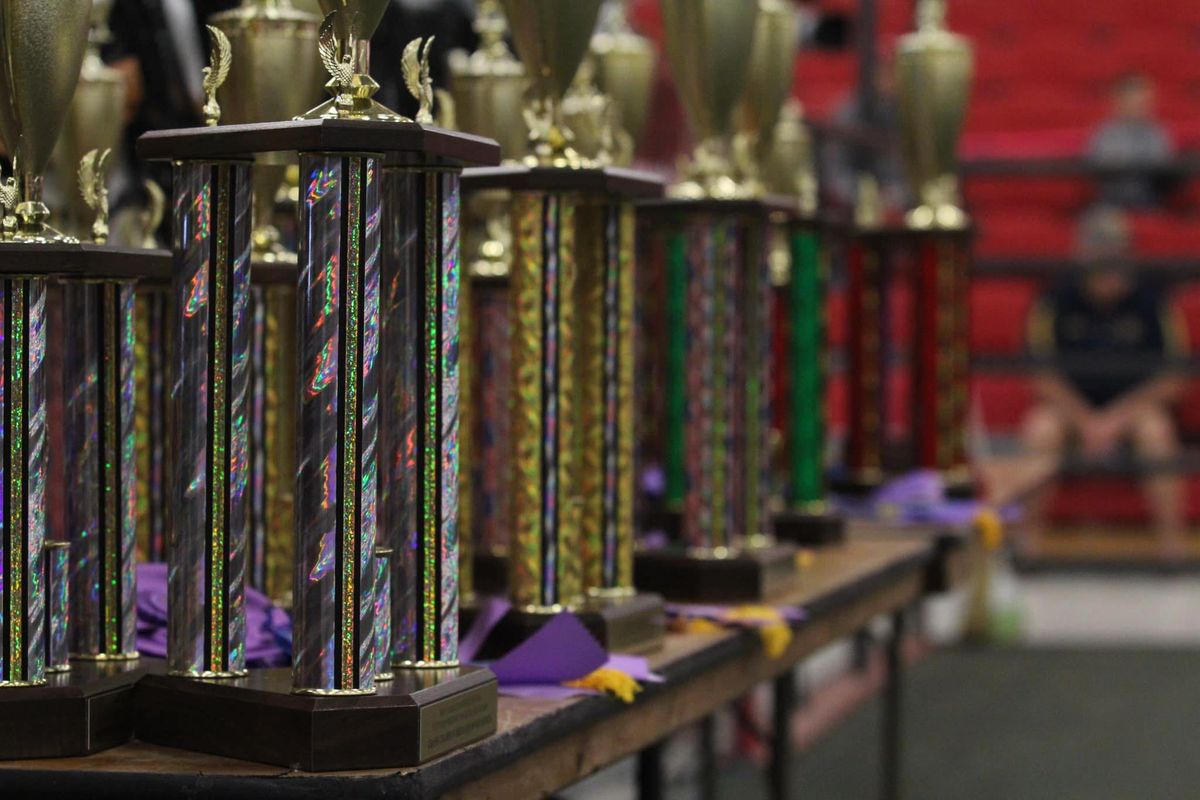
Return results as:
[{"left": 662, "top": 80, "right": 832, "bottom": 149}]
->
[
  {"left": 500, "top": 0, "right": 604, "bottom": 167},
  {"left": 449, "top": 0, "right": 528, "bottom": 161},
  {"left": 896, "top": 0, "right": 973, "bottom": 230},
  {"left": 56, "top": 0, "right": 125, "bottom": 240},
  {"left": 659, "top": 0, "right": 759, "bottom": 198},
  {"left": 734, "top": 0, "right": 800, "bottom": 193},
  {"left": 590, "top": 0, "right": 655, "bottom": 165},
  {"left": 211, "top": 0, "right": 322, "bottom": 261},
  {"left": 0, "top": 0, "right": 94, "bottom": 242}
]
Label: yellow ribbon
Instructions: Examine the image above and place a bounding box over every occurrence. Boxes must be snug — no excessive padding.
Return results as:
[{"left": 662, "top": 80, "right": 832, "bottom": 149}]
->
[
  {"left": 725, "top": 605, "right": 793, "bottom": 659},
  {"left": 564, "top": 667, "right": 644, "bottom": 703}
]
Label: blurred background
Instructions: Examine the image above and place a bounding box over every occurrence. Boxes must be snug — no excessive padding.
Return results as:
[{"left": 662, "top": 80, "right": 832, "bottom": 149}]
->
[{"left": 83, "top": 0, "right": 1200, "bottom": 796}]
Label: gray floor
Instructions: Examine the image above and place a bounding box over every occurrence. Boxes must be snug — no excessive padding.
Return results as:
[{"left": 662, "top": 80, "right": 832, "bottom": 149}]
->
[{"left": 564, "top": 574, "right": 1200, "bottom": 799}]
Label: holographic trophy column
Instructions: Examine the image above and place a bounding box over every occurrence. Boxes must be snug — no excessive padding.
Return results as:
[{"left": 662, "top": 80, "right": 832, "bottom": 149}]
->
[
  {"left": 291, "top": 151, "right": 380, "bottom": 695},
  {"left": 246, "top": 279, "right": 297, "bottom": 602},
  {"left": 0, "top": 277, "right": 48, "bottom": 687},
  {"left": 771, "top": 215, "right": 845, "bottom": 544},
  {"left": 379, "top": 169, "right": 460, "bottom": 669},
  {"left": 132, "top": 3, "right": 497, "bottom": 768},
  {"left": 133, "top": 282, "right": 170, "bottom": 561},
  {"left": 64, "top": 280, "right": 138, "bottom": 660},
  {"left": 167, "top": 159, "right": 252, "bottom": 679}
]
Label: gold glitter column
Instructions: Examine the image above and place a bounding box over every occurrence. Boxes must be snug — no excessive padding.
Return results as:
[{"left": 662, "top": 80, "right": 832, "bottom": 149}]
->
[{"left": 508, "top": 191, "right": 583, "bottom": 610}]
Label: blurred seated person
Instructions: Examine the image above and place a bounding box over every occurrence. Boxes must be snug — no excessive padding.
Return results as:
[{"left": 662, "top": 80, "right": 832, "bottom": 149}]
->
[
  {"left": 1021, "top": 206, "right": 1188, "bottom": 557},
  {"left": 1086, "top": 71, "right": 1176, "bottom": 209}
]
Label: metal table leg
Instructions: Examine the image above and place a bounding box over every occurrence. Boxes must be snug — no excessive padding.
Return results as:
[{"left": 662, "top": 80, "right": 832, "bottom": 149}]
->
[
  {"left": 769, "top": 670, "right": 797, "bottom": 800},
  {"left": 881, "top": 610, "right": 906, "bottom": 800},
  {"left": 638, "top": 741, "right": 665, "bottom": 800}
]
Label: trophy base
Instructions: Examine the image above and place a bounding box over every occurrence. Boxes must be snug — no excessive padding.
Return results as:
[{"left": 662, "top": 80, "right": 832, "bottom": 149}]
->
[
  {"left": 476, "top": 592, "right": 666, "bottom": 659},
  {"left": 634, "top": 543, "right": 798, "bottom": 604},
  {"left": 133, "top": 666, "right": 497, "bottom": 771},
  {"left": 829, "top": 472, "right": 885, "bottom": 497},
  {"left": 773, "top": 509, "right": 846, "bottom": 547},
  {"left": 0, "top": 657, "right": 159, "bottom": 760}
]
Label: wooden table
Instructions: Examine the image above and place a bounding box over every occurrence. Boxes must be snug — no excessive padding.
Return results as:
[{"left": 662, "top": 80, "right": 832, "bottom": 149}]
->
[{"left": 0, "top": 538, "right": 950, "bottom": 800}]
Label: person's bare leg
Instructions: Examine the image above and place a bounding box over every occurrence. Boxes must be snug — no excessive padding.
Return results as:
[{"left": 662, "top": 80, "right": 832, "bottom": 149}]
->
[
  {"left": 1129, "top": 405, "right": 1187, "bottom": 561},
  {"left": 1015, "top": 404, "right": 1069, "bottom": 554}
]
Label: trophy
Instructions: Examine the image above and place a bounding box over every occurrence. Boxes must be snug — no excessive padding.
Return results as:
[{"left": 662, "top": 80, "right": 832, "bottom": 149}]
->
[
  {"left": 134, "top": 0, "right": 499, "bottom": 769},
  {"left": 459, "top": 0, "right": 666, "bottom": 655},
  {"left": 500, "top": 0, "right": 604, "bottom": 167},
  {"left": 734, "top": 0, "right": 800, "bottom": 192},
  {"left": 660, "top": 0, "right": 759, "bottom": 198},
  {"left": 0, "top": 0, "right": 172, "bottom": 760},
  {"left": 590, "top": 0, "right": 655, "bottom": 165},
  {"left": 210, "top": 0, "right": 322, "bottom": 604},
  {"left": 448, "top": 0, "right": 526, "bottom": 601},
  {"left": 55, "top": 0, "right": 126, "bottom": 240},
  {"left": 634, "top": 0, "right": 798, "bottom": 602},
  {"left": 896, "top": 0, "right": 974, "bottom": 493}
]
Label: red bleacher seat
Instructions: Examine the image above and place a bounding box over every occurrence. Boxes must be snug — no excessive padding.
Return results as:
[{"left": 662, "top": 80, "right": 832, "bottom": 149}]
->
[{"left": 970, "top": 279, "right": 1039, "bottom": 354}]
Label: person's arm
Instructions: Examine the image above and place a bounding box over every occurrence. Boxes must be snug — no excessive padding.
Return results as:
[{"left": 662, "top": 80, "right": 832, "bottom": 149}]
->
[{"left": 1027, "top": 298, "right": 1092, "bottom": 422}]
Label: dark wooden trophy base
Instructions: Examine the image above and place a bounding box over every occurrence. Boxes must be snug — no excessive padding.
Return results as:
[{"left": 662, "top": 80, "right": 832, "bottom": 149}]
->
[
  {"left": 829, "top": 474, "right": 883, "bottom": 497},
  {"left": 134, "top": 666, "right": 497, "bottom": 772},
  {"left": 0, "top": 657, "right": 160, "bottom": 759},
  {"left": 634, "top": 543, "right": 798, "bottom": 604},
  {"left": 773, "top": 509, "right": 846, "bottom": 547},
  {"left": 477, "top": 591, "right": 666, "bottom": 659}
]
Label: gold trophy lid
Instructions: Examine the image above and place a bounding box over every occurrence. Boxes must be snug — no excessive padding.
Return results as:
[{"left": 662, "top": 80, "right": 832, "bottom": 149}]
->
[{"left": 500, "top": 0, "right": 604, "bottom": 167}]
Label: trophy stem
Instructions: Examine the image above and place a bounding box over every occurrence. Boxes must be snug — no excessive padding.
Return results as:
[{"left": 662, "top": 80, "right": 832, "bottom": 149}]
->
[
  {"left": 167, "top": 160, "right": 252, "bottom": 680},
  {"left": 64, "top": 281, "right": 139, "bottom": 661},
  {"left": 0, "top": 278, "right": 49, "bottom": 687},
  {"left": 292, "top": 152, "right": 381, "bottom": 695},
  {"left": 379, "top": 169, "right": 462, "bottom": 669}
]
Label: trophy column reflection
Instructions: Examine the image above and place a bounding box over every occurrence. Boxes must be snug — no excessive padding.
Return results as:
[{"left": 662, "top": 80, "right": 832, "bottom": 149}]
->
[
  {"left": 897, "top": 0, "right": 974, "bottom": 495},
  {"left": 635, "top": 0, "right": 798, "bottom": 603}
]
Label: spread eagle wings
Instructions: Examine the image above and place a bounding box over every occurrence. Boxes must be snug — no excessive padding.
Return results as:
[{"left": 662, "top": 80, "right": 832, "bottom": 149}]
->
[
  {"left": 202, "top": 25, "right": 232, "bottom": 95},
  {"left": 78, "top": 148, "right": 111, "bottom": 210},
  {"left": 319, "top": 12, "right": 354, "bottom": 86},
  {"left": 402, "top": 38, "right": 424, "bottom": 102}
]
